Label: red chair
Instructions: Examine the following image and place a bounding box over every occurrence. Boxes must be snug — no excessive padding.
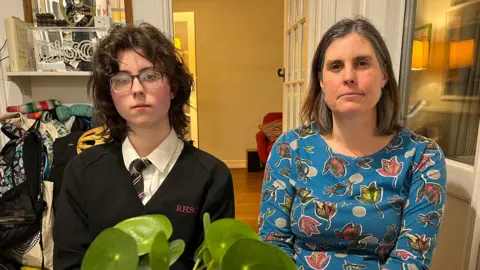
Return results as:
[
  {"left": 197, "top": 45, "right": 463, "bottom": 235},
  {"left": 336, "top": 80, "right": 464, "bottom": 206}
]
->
[{"left": 256, "top": 112, "right": 283, "bottom": 164}]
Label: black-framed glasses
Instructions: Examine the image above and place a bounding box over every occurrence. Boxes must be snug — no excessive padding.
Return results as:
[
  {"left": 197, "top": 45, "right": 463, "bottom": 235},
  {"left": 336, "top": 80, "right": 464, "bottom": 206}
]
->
[{"left": 110, "top": 71, "right": 165, "bottom": 93}]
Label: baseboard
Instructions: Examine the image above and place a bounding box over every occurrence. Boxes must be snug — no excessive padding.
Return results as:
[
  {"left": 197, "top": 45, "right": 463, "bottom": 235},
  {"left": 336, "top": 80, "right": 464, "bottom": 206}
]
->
[{"left": 223, "top": 160, "right": 246, "bottom": 169}]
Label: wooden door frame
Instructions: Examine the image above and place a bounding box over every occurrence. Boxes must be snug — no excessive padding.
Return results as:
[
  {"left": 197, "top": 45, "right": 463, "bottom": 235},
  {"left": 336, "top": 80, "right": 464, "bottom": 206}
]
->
[{"left": 173, "top": 11, "right": 199, "bottom": 147}]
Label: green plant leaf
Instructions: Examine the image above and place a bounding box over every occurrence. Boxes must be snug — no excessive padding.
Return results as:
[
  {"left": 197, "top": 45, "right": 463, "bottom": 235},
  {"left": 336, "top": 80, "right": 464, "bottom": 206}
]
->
[
  {"left": 114, "top": 215, "right": 173, "bottom": 256},
  {"left": 137, "top": 255, "right": 151, "bottom": 270},
  {"left": 203, "top": 248, "right": 212, "bottom": 264},
  {"left": 221, "top": 239, "right": 296, "bottom": 270},
  {"left": 169, "top": 239, "right": 185, "bottom": 266},
  {"left": 205, "top": 218, "right": 260, "bottom": 263},
  {"left": 149, "top": 232, "right": 170, "bottom": 270},
  {"left": 194, "top": 241, "right": 206, "bottom": 261},
  {"left": 203, "top": 213, "right": 211, "bottom": 233},
  {"left": 207, "top": 260, "right": 219, "bottom": 270},
  {"left": 81, "top": 228, "right": 138, "bottom": 270}
]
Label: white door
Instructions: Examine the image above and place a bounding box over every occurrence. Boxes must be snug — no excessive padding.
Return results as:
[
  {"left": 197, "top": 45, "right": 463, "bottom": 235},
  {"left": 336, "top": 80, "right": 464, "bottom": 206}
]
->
[
  {"left": 173, "top": 12, "right": 199, "bottom": 147},
  {"left": 304, "top": 0, "right": 480, "bottom": 269},
  {"left": 283, "top": 0, "right": 309, "bottom": 131}
]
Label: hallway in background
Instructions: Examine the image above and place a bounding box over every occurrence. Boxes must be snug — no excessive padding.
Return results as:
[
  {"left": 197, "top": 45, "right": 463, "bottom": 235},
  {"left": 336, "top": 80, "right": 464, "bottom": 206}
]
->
[{"left": 231, "top": 169, "right": 262, "bottom": 232}]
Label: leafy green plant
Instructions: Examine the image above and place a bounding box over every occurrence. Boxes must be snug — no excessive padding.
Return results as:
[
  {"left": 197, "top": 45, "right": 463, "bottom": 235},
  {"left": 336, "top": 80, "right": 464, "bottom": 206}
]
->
[{"left": 81, "top": 213, "right": 296, "bottom": 270}]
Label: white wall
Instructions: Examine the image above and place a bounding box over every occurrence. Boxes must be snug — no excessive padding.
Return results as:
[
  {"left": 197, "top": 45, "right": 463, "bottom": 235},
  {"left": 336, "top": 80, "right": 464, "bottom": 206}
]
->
[
  {"left": 132, "top": 0, "right": 173, "bottom": 38},
  {"left": 0, "top": 0, "right": 25, "bottom": 108},
  {"left": 328, "top": 0, "right": 406, "bottom": 83},
  {"left": 0, "top": 0, "right": 28, "bottom": 147}
]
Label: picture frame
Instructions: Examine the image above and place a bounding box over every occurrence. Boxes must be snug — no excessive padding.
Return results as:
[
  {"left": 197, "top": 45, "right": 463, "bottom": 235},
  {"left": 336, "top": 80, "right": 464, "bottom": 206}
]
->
[
  {"left": 441, "top": 0, "right": 480, "bottom": 101},
  {"left": 411, "top": 23, "right": 432, "bottom": 70},
  {"left": 451, "top": 0, "right": 470, "bottom": 6},
  {"left": 414, "top": 24, "right": 432, "bottom": 44}
]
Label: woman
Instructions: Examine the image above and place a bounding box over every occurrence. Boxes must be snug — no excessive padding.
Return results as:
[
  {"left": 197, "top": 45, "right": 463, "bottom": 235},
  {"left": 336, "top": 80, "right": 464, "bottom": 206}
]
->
[
  {"left": 258, "top": 17, "right": 446, "bottom": 269},
  {"left": 53, "top": 23, "right": 235, "bottom": 270}
]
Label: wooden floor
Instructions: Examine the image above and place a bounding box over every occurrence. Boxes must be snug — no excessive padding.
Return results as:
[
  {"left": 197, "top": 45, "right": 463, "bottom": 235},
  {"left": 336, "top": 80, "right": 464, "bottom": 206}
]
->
[{"left": 230, "top": 168, "right": 263, "bottom": 232}]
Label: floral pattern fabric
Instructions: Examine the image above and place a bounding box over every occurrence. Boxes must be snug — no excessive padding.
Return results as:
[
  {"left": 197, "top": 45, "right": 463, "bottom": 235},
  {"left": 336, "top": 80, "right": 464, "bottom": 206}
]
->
[{"left": 258, "top": 123, "right": 446, "bottom": 270}]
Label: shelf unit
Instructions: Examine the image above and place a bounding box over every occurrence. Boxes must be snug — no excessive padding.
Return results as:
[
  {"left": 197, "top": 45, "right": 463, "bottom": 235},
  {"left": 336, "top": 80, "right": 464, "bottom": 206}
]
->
[{"left": 3, "top": 26, "right": 97, "bottom": 107}]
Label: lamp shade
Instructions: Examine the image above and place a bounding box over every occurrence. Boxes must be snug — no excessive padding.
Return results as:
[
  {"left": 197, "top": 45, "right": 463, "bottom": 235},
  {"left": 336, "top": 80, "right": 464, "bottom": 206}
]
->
[
  {"left": 449, "top": 39, "right": 474, "bottom": 68},
  {"left": 412, "top": 40, "right": 429, "bottom": 70}
]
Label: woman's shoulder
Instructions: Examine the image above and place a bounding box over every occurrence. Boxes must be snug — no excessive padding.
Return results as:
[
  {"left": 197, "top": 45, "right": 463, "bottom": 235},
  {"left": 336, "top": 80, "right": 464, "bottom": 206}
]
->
[
  {"left": 396, "top": 127, "right": 442, "bottom": 151},
  {"left": 277, "top": 122, "right": 319, "bottom": 144},
  {"left": 388, "top": 127, "right": 445, "bottom": 165}
]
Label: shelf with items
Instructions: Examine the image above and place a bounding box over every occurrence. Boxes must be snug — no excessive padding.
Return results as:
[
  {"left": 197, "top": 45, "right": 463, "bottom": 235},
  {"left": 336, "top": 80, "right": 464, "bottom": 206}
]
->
[
  {"left": 3, "top": 23, "right": 98, "bottom": 106},
  {"left": 5, "top": 20, "right": 107, "bottom": 74},
  {"left": 30, "top": 26, "right": 110, "bottom": 32},
  {"left": 29, "top": 26, "right": 106, "bottom": 73}
]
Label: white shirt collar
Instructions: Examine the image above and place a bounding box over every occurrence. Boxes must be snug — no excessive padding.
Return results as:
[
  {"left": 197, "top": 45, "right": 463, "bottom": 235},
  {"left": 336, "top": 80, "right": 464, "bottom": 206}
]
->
[{"left": 122, "top": 128, "right": 181, "bottom": 172}]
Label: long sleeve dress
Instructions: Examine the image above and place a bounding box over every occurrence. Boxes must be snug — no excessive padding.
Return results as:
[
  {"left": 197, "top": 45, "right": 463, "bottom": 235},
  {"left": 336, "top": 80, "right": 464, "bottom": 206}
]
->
[{"left": 258, "top": 123, "right": 446, "bottom": 270}]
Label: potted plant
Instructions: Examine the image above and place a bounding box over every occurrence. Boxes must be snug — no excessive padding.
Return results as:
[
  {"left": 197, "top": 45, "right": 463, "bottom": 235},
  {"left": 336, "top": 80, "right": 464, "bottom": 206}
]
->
[{"left": 81, "top": 213, "right": 296, "bottom": 270}]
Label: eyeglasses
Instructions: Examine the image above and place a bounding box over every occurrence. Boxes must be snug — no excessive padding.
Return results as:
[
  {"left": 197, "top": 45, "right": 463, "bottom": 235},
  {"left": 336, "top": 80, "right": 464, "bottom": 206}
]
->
[{"left": 110, "top": 71, "right": 165, "bottom": 93}]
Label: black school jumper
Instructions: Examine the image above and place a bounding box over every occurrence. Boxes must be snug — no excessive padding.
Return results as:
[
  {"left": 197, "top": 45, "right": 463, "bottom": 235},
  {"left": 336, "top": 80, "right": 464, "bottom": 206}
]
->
[{"left": 53, "top": 141, "right": 235, "bottom": 270}]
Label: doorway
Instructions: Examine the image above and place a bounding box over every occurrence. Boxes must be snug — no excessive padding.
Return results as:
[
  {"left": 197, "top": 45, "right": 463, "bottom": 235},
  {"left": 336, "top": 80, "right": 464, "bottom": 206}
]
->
[{"left": 172, "top": 0, "right": 284, "bottom": 168}]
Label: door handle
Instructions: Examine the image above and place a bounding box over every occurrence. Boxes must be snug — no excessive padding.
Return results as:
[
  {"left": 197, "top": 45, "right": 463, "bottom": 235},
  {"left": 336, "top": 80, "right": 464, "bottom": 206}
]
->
[
  {"left": 277, "top": 68, "right": 285, "bottom": 81},
  {"left": 405, "top": 100, "right": 427, "bottom": 119}
]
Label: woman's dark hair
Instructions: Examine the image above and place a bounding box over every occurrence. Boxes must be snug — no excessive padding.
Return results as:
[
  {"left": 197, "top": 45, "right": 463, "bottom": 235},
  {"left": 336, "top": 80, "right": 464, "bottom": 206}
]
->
[
  {"left": 301, "top": 16, "right": 400, "bottom": 135},
  {"left": 88, "top": 22, "right": 193, "bottom": 142}
]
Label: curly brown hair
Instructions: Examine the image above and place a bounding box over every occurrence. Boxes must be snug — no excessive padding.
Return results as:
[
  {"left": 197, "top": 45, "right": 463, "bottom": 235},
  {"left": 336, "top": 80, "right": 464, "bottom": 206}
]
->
[{"left": 88, "top": 22, "right": 193, "bottom": 142}]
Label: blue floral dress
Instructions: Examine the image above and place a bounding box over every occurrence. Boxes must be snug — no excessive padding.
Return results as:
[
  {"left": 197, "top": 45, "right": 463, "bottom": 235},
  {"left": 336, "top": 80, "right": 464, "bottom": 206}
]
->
[{"left": 258, "top": 123, "right": 446, "bottom": 270}]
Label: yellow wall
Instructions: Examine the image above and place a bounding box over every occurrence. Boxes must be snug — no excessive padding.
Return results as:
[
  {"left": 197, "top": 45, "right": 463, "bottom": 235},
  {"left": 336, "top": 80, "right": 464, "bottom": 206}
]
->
[{"left": 173, "top": 0, "right": 284, "bottom": 163}]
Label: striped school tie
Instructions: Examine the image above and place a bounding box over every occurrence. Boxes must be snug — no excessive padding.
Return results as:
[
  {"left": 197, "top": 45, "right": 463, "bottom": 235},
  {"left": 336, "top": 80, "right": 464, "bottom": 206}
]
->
[{"left": 129, "top": 158, "right": 152, "bottom": 199}]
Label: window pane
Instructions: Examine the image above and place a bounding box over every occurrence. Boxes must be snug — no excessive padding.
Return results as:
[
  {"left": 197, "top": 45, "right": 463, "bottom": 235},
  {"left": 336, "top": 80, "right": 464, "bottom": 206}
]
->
[
  {"left": 295, "top": 84, "right": 302, "bottom": 128},
  {"left": 290, "top": 28, "right": 296, "bottom": 81},
  {"left": 287, "top": 32, "right": 292, "bottom": 81},
  {"left": 291, "top": 0, "right": 296, "bottom": 25},
  {"left": 298, "top": 0, "right": 305, "bottom": 18},
  {"left": 286, "top": 0, "right": 291, "bottom": 28},
  {"left": 407, "top": 0, "right": 480, "bottom": 165},
  {"left": 294, "top": 27, "right": 299, "bottom": 80},
  {"left": 298, "top": 23, "right": 304, "bottom": 79},
  {"left": 288, "top": 85, "right": 294, "bottom": 130}
]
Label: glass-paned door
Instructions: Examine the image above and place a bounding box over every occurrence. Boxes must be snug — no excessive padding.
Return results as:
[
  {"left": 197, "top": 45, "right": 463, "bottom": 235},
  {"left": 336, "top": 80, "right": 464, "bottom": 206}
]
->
[
  {"left": 401, "top": 0, "right": 480, "bottom": 268},
  {"left": 283, "top": 0, "right": 308, "bottom": 131}
]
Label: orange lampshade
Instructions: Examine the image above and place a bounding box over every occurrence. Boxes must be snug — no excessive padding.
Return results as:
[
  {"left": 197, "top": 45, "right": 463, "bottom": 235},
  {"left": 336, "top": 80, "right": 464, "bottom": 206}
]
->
[
  {"left": 449, "top": 39, "right": 474, "bottom": 68},
  {"left": 412, "top": 40, "right": 429, "bottom": 70}
]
